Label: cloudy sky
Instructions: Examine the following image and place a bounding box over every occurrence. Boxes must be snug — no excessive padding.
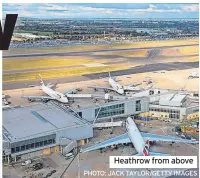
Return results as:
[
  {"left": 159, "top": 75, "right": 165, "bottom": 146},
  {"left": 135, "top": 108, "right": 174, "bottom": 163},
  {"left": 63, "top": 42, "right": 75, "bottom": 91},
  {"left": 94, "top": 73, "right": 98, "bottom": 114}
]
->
[{"left": 2, "top": 3, "right": 199, "bottom": 19}]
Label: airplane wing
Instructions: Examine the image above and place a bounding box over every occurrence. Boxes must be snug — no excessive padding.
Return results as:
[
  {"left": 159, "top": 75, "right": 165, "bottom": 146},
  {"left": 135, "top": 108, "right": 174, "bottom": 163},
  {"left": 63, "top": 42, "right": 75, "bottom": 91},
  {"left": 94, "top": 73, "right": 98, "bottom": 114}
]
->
[
  {"left": 46, "top": 83, "right": 58, "bottom": 89},
  {"left": 27, "top": 85, "right": 42, "bottom": 89},
  {"left": 125, "top": 82, "right": 142, "bottom": 87},
  {"left": 66, "top": 94, "right": 92, "bottom": 98},
  {"left": 21, "top": 95, "right": 52, "bottom": 100},
  {"left": 64, "top": 88, "right": 77, "bottom": 95},
  {"left": 145, "top": 83, "right": 154, "bottom": 90},
  {"left": 87, "top": 85, "right": 115, "bottom": 91},
  {"left": 141, "top": 132, "right": 198, "bottom": 144},
  {"left": 123, "top": 86, "right": 141, "bottom": 91},
  {"left": 80, "top": 133, "right": 131, "bottom": 153}
]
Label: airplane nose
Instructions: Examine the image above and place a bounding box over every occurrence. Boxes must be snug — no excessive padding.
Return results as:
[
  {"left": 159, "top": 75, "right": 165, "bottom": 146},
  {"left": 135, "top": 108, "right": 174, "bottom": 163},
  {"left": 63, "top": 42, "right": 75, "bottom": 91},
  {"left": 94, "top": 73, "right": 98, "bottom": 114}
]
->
[
  {"left": 62, "top": 98, "right": 68, "bottom": 103},
  {"left": 120, "top": 89, "right": 124, "bottom": 94}
]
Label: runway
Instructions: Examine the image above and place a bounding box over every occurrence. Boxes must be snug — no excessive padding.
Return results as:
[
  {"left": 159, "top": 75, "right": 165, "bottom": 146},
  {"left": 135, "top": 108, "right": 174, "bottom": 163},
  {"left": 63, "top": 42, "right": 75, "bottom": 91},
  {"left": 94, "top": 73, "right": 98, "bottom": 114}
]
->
[
  {"left": 3, "top": 61, "right": 198, "bottom": 90},
  {"left": 3, "top": 44, "right": 198, "bottom": 59},
  {"left": 84, "top": 61, "right": 198, "bottom": 79}
]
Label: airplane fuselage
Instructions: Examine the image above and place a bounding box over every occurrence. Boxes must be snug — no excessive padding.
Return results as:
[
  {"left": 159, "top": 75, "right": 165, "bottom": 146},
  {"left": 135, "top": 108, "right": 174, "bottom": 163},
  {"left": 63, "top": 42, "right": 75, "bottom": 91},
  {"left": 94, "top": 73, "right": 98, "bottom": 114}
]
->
[
  {"left": 108, "top": 77, "right": 124, "bottom": 95},
  {"left": 42, "top": 85, "right": 69, "bottom": 103},
  {"left": 126, "top": 117, "right": 149, "bottom": 156}
]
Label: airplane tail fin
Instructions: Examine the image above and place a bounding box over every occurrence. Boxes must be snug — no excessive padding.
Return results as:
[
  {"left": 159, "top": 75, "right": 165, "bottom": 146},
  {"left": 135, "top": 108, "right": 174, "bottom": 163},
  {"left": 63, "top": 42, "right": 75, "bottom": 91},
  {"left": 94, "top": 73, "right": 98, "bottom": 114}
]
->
[{"left": 39, "top": 74, "right": 44, "bottom": 86}]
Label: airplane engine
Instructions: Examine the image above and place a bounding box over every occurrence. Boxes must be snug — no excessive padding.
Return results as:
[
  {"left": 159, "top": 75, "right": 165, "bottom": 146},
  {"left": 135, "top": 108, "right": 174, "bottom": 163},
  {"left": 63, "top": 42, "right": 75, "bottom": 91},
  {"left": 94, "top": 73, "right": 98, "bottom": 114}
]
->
[
  {"left": 28, "top": 98, "right": 33, "bottom": 102},
  {"left": 42, "top": 99, "right": 48, "bottom": 103},
  {"left": 104, "top": 89, "right": 108, "bottom": 93}
]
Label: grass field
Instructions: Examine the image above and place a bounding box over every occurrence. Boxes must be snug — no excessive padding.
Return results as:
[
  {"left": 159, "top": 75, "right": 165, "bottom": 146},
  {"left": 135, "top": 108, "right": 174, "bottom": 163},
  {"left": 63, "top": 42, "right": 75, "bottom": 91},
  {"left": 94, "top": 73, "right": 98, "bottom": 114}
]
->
[
  {"left": 4, "top": 38, "right": 199, "bottom": 56},
  {"left": 179, "top": 46, "right": 199, "bottom": 55},
  {"left": 92, "top": 49, "right": 148, "bottom": 58},
  {"left": 3, "top": 38, "right": 199, "bottom": 83},
  {"left": 3, "top": 65, "right": 129, "bottom": 83},
  {"left": 3, "top": 57, "right": 108, "bottom": 71},
  {"left": 14, "top": 30, "right": 54, "bottom": 36},
  {"left": 187, "top": 56, "right": 199, "bottom": 62}
]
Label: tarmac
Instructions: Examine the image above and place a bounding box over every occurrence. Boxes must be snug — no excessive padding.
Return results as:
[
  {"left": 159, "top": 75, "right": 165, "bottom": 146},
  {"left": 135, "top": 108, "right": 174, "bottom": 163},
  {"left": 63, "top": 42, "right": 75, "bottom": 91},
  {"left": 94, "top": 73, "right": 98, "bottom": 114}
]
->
[{"left": 3, "top": 61, "right": 198, "bottom": 90}]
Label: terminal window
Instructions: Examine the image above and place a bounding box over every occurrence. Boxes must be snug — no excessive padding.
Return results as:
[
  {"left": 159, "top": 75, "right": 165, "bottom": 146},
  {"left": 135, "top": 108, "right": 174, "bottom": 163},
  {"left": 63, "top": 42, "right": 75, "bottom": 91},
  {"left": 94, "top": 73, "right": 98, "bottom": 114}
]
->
[
  {"left": 136, "top": 100, "right": 141, "bottom": 111},
  {"left": 11, "top": 134, "right": 56, "bottom": 154},
  {"left": 95, "top": 103, "right": 125, "bottom": 118}
]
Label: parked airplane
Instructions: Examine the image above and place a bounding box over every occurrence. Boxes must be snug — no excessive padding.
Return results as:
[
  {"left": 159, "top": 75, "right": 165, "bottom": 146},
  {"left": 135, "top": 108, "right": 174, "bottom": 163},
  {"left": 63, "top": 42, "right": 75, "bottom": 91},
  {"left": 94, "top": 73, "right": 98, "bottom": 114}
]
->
[
  {"left": 22, "top": 75, "right": 71, "bottom": 103},
  {"left": 88, "top": 72, "right": 142, "bottom": 95},
  {"left": 81, "top": 117, "right": 198, "bottom": 156},
  {"left": 188, "top": 72, "right": 199, "bottom": 79},
  {"left": 22, "top": 75, "right": 126, "bottom": 103}
]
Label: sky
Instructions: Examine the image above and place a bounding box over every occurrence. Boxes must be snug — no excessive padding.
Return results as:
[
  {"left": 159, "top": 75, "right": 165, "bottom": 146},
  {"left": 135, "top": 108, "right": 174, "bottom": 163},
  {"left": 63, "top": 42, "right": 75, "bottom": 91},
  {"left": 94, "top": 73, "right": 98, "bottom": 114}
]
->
[{"left": 2, "top": 3, "right": 199, "bottom": 19}]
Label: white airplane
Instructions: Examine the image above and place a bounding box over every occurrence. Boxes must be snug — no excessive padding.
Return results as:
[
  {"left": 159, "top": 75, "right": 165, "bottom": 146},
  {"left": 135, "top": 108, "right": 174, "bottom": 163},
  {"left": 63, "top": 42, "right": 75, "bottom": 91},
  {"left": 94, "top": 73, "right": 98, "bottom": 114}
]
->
[
  {"left": 188, "top": 72, "right": 199, "bottom": 79},
  {"left": 22, "top": 75, "right": 71, "bottom": 103},
  {"left": 81, "top": 117, "right": 198, "bottom": 156},
  {"left": 88, "top": 72, "right": 142, "bottom": 95},
  {"left": 22, "top": 75, "right": 126, "bottom": 103}
]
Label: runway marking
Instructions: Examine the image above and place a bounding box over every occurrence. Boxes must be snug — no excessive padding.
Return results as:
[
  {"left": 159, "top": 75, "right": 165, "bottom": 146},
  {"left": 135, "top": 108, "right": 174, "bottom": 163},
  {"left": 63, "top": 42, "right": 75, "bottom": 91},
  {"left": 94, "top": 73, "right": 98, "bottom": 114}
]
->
[{"left": 84, "top": 63, "right": 108, "bottom": 67}]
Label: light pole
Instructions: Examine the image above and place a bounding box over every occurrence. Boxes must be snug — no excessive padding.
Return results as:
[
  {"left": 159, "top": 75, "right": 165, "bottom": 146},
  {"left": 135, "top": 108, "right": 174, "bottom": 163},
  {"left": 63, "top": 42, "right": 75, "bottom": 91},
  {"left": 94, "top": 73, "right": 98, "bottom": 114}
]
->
[{"left": 77, "top": 151, "right": 80, "bottom": 178}]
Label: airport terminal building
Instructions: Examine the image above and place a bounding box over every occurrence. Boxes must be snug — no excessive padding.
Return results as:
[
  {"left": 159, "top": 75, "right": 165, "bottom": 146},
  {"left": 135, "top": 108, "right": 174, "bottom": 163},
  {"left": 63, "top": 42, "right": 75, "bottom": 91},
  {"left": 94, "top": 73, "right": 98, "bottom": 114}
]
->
[
  {"left": 2, "top": 92, "right": 198, "bottom": 163},
  {"left": 3, "top": 103, "right": 93, "bottom": 163},
  {"left": 75, "top": 96, "right": 149, "bottom": 122},
  {"left": 2, "top": 96, "right": 149, "bottom": 163}
]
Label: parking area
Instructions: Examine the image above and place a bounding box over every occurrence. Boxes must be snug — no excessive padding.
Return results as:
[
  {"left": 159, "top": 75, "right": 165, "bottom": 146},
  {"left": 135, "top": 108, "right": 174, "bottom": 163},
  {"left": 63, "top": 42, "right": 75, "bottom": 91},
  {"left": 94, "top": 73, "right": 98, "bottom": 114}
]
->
[{"left": 3, "top": 153, "right": 73, "bottom": 178}]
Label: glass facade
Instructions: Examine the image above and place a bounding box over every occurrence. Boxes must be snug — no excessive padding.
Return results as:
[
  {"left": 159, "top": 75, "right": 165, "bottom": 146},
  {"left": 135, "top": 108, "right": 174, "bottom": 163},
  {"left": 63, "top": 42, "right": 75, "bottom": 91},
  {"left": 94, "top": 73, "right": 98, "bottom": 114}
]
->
[
  {"left": 95, "top": 103, "right": 125, "bottom": 119},
  {"left": 193, "top": 108, "right": 199, "bottom": 112},
  {"left": 11, "top": 134, "right": 56, "bottom": 154}
]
